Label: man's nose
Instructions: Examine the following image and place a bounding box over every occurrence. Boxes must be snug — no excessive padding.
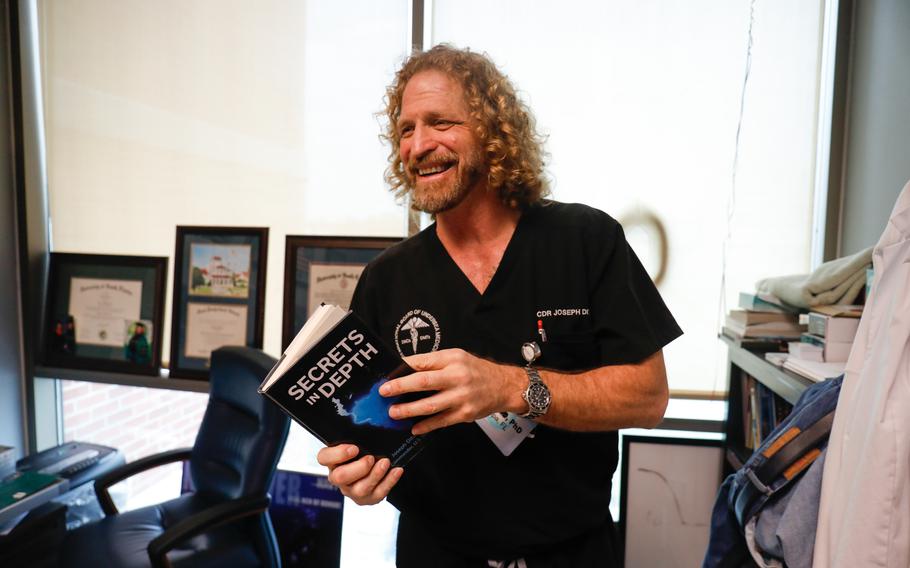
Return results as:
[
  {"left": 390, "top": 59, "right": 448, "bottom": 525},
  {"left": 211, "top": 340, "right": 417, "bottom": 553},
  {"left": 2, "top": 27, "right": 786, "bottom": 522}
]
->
[{"left": 411, "top": 124, "right": 438, "bottom": 159}]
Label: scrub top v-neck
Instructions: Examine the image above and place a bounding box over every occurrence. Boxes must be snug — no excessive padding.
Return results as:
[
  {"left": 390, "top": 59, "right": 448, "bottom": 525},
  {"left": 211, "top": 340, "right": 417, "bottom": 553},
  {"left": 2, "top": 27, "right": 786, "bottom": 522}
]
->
[
  {"left": 425, "top": 210, "right": 525, "bottom": 304},
  {"left": 349, "top": 200, "right": 682, "bottom": 558}
]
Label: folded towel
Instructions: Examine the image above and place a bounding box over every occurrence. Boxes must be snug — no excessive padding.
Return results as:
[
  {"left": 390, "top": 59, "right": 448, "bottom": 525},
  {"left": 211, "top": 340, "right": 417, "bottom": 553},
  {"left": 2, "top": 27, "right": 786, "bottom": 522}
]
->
[{"left": 756, "top": 247, "right": 873, "bottom": 308}]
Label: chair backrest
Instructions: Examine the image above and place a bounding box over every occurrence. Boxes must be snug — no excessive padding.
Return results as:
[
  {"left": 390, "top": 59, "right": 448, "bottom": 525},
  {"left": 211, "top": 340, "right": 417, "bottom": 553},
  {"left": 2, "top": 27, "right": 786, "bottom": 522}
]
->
[{"left": 190, "top": 346, "right": 290, "bottom": 500}]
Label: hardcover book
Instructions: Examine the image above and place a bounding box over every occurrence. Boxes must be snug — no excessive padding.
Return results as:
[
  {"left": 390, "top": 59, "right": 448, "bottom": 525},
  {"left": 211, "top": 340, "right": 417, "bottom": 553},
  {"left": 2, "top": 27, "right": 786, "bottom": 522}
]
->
[{"left": 259, "top": 304, "right": 426, "bottom": 467}]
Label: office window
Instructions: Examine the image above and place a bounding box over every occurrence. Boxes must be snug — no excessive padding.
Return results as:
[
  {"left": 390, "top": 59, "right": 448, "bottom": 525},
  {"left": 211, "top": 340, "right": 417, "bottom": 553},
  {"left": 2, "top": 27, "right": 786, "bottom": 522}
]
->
[
  {"left": 40, "top": 2, "right": 409, "bottom": 564},
  {"left": 61, "top": 381, "right": 208, "bottom": 509},
  {"left": 431, "top": 0, "right": 828, "bottom": 394}
]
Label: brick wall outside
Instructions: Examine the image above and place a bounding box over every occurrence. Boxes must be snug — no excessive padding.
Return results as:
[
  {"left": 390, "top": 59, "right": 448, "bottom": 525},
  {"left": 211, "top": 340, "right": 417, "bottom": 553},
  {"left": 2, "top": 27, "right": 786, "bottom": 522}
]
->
[{"left": 61, "top": 380, "right": 208, "bottom": 502}]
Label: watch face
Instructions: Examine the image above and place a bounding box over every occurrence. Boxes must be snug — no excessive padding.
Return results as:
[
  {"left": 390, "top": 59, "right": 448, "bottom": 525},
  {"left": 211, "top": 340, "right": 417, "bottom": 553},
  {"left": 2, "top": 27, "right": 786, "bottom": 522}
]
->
[{"left": 527, "top": 383, "right": 551, "bottom": 411}]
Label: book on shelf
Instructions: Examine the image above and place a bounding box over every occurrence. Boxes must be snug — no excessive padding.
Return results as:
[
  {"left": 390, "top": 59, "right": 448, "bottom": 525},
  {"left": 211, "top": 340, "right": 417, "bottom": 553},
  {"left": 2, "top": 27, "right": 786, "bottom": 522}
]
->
[
  {"left": 799, "top": 333, "right": 852, "bottom": 362},
  {"left": 726, "top": 309, "right": 798, "bottom": 326},
  {"left": 738, "top": 292, "right": 800, "bottom": 314},
  {"left": 789, "top": 340, "right": 824, "bottom": 362},
  {"left": 741, "top": 375, "right": 754, "bottom": 450},
  {"left": 749, "top": 379, "right": 761, "bottom": 449},
  {"left": 758, "top": 384, "right": 777, "bottom": 443},
  {"left": 259, "top": 304, "right": 427, "bottom": 467},
  {"left": 723, "top": 316, "right": 806, "bottom": 340},
  {"left": 807, "top": 308, "right": 862, "bottom": 342},
  {"left": 764, "top": 352, "right": 789, "bottom": 367},
  {"left": 740, "top": 376, "right": 796, "bottom": 451},
  {"left": 782, "top": 358, "right": 846, "bottom": 383}
]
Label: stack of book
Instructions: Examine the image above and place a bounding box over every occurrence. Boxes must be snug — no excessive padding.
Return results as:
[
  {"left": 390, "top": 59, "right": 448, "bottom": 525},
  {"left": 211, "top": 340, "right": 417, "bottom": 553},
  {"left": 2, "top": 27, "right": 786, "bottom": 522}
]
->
[
  {"left": 780, "top": 304, "right": 862, "bottom": 382},
  {"left": 800, "top": 305, "right": 862, "bottom": 362},
  {"left": 723, "top": 292, "right": 805, "bottom": 344}
]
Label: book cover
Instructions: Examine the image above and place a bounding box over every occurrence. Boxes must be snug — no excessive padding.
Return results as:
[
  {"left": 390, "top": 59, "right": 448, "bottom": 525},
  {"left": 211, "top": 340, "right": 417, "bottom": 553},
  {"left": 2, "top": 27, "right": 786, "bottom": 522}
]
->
[
  {"left": 259, "top": 307, "right": 427, "bottom": 468},
  {"left": 738, "top": 292, "right": 800, "bottom": 314}
]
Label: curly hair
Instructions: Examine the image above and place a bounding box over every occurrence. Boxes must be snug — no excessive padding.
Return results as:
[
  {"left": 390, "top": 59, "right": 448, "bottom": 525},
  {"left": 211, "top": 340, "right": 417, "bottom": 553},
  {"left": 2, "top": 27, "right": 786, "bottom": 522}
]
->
[{"left": 382, "top": 44, "right": 549, "bottom": 209}]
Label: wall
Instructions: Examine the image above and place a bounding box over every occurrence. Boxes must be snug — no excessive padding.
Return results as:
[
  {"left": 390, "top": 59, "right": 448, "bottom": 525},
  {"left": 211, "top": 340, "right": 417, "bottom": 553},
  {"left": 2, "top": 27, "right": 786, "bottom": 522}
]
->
[
  {"left": 840, "top": 0, "right": 910, "bottom": 254},
  {"left": 0, "top": 0, "right": 27, "bottom": 457}
]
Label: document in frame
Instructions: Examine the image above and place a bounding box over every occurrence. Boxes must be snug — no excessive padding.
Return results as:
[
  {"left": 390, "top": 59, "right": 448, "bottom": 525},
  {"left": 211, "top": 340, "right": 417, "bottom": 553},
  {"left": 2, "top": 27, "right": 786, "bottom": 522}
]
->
[
  {"left": 68, "top": 277, "right": 143, "bottom": 347},
  {"left": 184, "top": 303, "right": 248, "bottom": 361},
  {"left": 306, "top": 263, "right": 365, "bottom": 317}
]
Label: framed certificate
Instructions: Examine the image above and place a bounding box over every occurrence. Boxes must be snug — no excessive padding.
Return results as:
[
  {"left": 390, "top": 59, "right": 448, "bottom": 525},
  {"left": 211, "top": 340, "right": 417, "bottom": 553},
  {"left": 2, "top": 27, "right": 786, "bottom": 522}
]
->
[
  {"left": 282, "top": 236, "right": 400, "bottom": 350},
  {"left": 42, "top": 253, "right": 167, "bottom": 375},
  {"left": 170, "top": 226, "right": 268, "bottom": 379}
]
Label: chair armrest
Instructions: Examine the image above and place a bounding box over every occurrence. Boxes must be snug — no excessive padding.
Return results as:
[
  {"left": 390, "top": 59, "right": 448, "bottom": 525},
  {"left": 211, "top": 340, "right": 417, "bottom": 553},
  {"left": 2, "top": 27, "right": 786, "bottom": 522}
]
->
[
  {"left": 146, "top": 494, "right": 271, "bottom": 568},
  {"left": 94, "top": 448, "right": 193, "bottom": 516}
]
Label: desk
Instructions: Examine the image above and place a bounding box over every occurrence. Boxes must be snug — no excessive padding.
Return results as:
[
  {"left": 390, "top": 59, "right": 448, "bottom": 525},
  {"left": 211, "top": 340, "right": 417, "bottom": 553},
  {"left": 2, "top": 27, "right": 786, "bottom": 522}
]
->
[{"left": 0, "top": 472, "right": 69, "bottom": 528}]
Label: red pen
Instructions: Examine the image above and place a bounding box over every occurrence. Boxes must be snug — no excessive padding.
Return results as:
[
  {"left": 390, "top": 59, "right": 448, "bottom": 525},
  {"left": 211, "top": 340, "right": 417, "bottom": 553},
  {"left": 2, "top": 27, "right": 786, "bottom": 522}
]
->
[{"left": 537, "top": 319, "right": 547, "bottom": 343}]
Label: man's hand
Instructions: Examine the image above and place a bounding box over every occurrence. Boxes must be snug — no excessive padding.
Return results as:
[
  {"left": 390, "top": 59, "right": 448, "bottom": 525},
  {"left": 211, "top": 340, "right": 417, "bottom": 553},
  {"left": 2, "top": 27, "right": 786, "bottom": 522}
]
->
[
  {"left": 380, "top": 348, "right": 525, "bottom": 435},
  {"left": 316, "top": 444, "right": 403, "bottom": 506}
]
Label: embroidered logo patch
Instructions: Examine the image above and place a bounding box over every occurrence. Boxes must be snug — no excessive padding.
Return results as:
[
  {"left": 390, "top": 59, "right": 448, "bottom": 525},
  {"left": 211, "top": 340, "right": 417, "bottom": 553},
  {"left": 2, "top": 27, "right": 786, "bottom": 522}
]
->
[{"left": 394, "top": 309, "right": 441, "bottom": 357}]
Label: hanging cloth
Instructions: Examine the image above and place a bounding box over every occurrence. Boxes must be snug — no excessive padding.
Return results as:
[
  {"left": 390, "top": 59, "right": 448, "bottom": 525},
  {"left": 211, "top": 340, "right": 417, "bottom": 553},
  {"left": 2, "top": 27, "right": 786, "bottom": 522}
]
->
[{"left": 813, "top": 181, "right": 910, "bottom": 567}]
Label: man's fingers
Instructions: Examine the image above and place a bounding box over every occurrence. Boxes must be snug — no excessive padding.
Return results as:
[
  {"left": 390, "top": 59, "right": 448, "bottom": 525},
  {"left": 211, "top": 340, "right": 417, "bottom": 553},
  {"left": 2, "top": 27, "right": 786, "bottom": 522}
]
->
[
  {"left": 402, "top": 350, "right": 442, "bottom": 371},
  {"left": 316, "top": 444, "right": 359, "bottom": 467},
  {"left": 402, "top": 348, "right": 466, "bottom": 372},
  {"left": 347, "top": 458, "right": 392, "bottom": 500},
  {"left": 369, "top": 467, "right": 404, "bottom": 500},
  {"left": 327, "top": 454, "right": 375, "bottom": 487},
  {"left": 389, "top": 389, "right": 459, "bottom": 420},
  {"left": 381, "top": 369, "right": 448, "bottom": 397},
  {"left": 411, "top": 409, "right": 462, "bottom": 436}
]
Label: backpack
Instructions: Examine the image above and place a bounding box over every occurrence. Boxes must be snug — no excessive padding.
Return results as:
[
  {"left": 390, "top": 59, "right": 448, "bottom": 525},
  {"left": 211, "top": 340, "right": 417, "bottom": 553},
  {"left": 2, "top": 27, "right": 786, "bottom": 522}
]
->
[{"left": 702, "top": 375, "right": 842, "bottom": 568}]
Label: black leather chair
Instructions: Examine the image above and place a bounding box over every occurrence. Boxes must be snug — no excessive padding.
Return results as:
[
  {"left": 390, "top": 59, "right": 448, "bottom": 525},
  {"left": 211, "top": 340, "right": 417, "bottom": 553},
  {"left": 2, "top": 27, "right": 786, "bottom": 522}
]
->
[{"left": 61, "top": 346, "right": 290, "bottom": 568}]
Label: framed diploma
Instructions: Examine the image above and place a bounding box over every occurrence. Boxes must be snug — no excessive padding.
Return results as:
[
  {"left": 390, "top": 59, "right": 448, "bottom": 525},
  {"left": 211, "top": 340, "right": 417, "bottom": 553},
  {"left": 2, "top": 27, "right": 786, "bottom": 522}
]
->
[
  {"left": 282, "top": 235, "right": 400, "bottom": 349},
  {"left": 42, "top": 253, "right": 167, "bottom": 375},
  {"left": 170, "top": 226, "right": 268, "bottom": 380}
]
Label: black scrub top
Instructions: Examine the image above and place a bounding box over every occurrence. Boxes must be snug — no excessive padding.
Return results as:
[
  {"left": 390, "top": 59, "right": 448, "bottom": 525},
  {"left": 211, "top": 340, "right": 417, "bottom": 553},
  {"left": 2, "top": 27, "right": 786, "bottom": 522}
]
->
[{"left": 350, "top": 200, "right": 682, "bottom": 558}]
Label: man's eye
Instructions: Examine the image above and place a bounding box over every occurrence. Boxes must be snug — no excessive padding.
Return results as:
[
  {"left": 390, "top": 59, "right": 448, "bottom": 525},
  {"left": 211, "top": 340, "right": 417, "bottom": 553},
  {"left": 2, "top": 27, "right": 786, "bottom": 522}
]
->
[
  {"left": 399, "top": 126, "right": 413, "bottom": 138},
  {"left": 435, "top": 120, "right": 454, "bottom": 129}
]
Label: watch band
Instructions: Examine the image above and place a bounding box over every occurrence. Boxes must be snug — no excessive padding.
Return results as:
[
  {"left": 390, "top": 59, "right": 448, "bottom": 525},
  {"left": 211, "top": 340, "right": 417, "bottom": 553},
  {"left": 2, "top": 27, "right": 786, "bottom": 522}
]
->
[{"left": 520, "top": 366, "right": 551, "bottom": 420}]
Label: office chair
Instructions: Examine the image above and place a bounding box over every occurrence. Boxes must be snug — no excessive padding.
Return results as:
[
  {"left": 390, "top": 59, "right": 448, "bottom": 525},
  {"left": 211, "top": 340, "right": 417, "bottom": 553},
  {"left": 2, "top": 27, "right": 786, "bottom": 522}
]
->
[{"left": 61, "top": 346, "right": 290, "bottom": 568}]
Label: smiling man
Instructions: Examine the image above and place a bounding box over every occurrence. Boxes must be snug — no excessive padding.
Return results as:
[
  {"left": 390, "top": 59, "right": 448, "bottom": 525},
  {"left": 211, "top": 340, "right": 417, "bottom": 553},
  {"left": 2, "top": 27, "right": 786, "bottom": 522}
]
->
[{"left": 317, "top": 45, "right": 682, "bottom": 567}]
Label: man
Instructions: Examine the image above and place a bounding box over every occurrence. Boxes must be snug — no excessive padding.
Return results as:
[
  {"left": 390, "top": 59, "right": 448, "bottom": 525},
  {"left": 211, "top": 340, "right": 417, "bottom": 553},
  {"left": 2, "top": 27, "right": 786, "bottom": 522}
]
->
[{"left": 318, "top": 45, "right": 682, "bottom": 566}]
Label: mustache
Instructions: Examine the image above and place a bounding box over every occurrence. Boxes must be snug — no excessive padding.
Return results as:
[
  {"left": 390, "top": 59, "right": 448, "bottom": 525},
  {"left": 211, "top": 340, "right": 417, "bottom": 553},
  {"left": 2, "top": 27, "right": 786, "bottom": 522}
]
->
[{"left": 408, "top": 151, "right": 458, "bottom": 172}]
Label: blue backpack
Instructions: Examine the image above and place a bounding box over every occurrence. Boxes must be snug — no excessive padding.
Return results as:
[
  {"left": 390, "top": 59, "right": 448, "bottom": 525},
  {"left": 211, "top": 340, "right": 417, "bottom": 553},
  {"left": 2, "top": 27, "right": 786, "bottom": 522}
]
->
[{"left": 703, "top": 375, "right": 842, "bottom": 568}]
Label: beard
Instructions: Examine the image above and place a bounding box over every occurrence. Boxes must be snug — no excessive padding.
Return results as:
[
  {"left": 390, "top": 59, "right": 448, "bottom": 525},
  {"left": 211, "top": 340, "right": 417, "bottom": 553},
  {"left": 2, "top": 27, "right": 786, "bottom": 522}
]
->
[{"left": 406, "top": 149, "right": 485, "bottom": 214}]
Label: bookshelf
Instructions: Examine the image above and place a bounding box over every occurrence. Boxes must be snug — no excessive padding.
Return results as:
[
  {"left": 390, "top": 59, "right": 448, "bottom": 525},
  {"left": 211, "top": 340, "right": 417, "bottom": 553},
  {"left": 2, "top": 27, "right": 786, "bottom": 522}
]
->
[{"left": 720, "top": 335, "right": 814, "bottom": 472}]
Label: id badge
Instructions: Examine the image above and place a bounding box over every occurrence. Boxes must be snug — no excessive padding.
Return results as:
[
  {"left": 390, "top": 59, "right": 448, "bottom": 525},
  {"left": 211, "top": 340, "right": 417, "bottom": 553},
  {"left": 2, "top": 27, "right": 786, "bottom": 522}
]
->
[{"left": 475, "top": 412, "right": 537, "bottom": 456}]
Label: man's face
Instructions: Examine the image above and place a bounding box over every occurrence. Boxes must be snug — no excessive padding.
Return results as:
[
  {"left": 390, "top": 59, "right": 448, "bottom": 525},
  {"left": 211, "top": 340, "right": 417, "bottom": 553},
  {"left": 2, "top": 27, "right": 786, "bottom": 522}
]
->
[{"left": 397, "top": 70, "right": 486, "bottom": 214}]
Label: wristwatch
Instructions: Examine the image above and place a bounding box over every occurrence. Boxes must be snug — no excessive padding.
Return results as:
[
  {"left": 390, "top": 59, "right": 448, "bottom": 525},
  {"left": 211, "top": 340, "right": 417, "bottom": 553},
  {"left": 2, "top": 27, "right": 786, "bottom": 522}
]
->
[{"left": 520, "top": 342, "right": 551, "bottom": 420}]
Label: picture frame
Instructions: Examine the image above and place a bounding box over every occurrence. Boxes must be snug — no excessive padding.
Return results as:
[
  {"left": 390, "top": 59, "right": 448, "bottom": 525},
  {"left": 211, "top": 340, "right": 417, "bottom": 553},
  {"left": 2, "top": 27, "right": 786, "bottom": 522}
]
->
[
  {"left": 282, "top": 236, "right": 400, "bottom": 349},
  {"left": 42, "top": 252, "right": 167, "bottom": 375},
  {"left": 170, "top": 226, "right": 268, "bottom": 379},
  {"left": 619, "top": 435, "right": 723, "bottom": 568}
]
